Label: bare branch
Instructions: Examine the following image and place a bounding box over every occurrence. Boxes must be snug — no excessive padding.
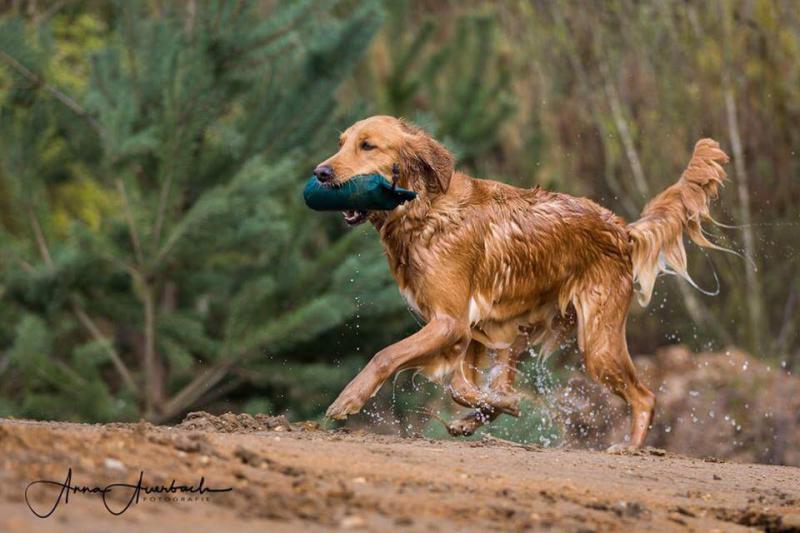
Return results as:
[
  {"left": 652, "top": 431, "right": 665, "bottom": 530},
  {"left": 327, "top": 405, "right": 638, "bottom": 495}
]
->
[
  {"left": 775, "top": 286, "right": 797, "bottom": 356},
  {"left": 140, "top": 285, "right": 164, "bottom": 418},
  {"left": 27, "top": 207, "right": 54, "bottom": 268},
  {"left": 33, "top": 0, "right": 70, "bottom": 26},
  {"left": 71, "top": 299, "right": 138, "bottom": 394},
  {"left": 153, "top": 375, "right": 244, "bottom": 424},
  {"left": 0, "top": 49, "right": 103, "bottom": 136},
  {"left": 548, "top": 5, "right": 639, "bottom": 218},
  {"left": 720, "top": 0, "right": 763, "bottom": 353},
  {"left": 675, "top": 282, "right": 734, "bottom": 347},
  {"left": 157, "top": 359, "right": 236, "bottom": 422},
  {"left": 601, "top": 63, "right": 650, "bottom": 199},
  {"left": 724, "top": 86, "right": 763, "bottom": 351}
]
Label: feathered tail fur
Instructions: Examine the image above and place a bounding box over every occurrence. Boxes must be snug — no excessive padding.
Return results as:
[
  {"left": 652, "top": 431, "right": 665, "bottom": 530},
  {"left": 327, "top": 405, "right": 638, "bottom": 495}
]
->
[{"left": 628, "top": 139, "right": 730, "bottom": 306}]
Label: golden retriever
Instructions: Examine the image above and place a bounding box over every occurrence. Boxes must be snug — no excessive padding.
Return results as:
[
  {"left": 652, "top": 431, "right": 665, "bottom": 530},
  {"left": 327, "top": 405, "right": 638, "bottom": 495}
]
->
[{"left": 315, "top": 115, "right": 729, "bottom": 449}]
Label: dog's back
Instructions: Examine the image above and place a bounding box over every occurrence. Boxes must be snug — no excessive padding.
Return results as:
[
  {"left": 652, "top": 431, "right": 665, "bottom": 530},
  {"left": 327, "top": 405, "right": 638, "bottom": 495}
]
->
[{"left": 391, "top": 172, "right": 634, "bottom": 357}]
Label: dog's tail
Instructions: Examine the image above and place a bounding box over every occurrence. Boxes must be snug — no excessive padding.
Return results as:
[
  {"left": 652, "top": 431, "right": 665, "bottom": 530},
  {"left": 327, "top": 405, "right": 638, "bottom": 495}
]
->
[{"left": 627, "top": 138, "right": 730, "bottom": 306}]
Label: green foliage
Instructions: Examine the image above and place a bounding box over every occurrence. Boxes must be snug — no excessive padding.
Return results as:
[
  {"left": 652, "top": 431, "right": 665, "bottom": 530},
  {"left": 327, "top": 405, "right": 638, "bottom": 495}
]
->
[
  {"left": 362, "top": 1, "right": 517, "bottom": 172},
  {"left": 0, "top": 0, "right": 403, "bottom": 423},
  {"left": 504, "top": 0, "right": 800, "bottom": 361},
  {"left": 0, "top": 0, "right": 797, "bottom": 453}
]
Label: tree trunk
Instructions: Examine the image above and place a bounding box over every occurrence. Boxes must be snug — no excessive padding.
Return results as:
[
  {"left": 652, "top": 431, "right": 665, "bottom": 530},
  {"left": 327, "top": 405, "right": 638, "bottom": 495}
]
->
[
  {"left": 724, "top": 82, "right": 763, "bottom": 354},
  {"left": 142, "top": 285, "right": 164, "bottom": 418}
]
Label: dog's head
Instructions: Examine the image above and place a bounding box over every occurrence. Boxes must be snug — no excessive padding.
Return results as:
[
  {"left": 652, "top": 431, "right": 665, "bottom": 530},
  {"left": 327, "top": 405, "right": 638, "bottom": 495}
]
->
[{"left": 314, "top": 115, "right": 454, "bottom": 225}]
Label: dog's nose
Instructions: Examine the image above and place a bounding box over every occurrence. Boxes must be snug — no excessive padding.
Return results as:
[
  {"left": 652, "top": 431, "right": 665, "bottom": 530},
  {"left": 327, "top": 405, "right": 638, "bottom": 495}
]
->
[{"left": 314, "top": 165, "right": 334, "bottom": 183}]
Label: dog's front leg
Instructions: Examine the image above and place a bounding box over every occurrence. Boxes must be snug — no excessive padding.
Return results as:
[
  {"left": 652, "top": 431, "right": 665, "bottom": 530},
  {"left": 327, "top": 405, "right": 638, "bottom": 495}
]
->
[{"left": 326, "top": 316, "right": 468, "bottom": 419}]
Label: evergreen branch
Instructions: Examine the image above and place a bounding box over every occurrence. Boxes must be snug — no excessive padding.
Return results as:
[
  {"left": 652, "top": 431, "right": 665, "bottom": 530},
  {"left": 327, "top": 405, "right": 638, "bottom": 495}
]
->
[
  {"left": 70, "top": 299, "right": 138, "bottom": 394},
  {"left": 156, "top": 359, "right": 236, "bottom": 422},
  {"left": 152, "top": 202, "right": 200, "bottom": 266},
  {"left": 15, "top": 257, "right": 35, "bottom": 274},
  {"left": 1, "top": 227, "right": 36, "bottom": 273},
  {"left": 27, "top": 207, "right": 54, "bottom": 269},
  {"left": 283, "top": 229, "right": 363, "bottom": 301},
  {"left": 115, "top": 179, "right": 145, "bottom": 266},
  {"left": 0, "top": 49, "right": 104, "bottom": 136},
  {"left": 152, "top": 173, "right": 173, "bottom": 252},
  {"left": 28, "top": 205, "right": 139, "bottom": 394},
  {"left": 157, "top": 375, "right": 244, "bottom": 424},
  {"left": 160, "top": 288, "right": 363, "bottom": 421},
  {"left": 0, "top": 353, "right": 9, "bottom": 378},
  {"left": 53, "top": 360, "right": 90, "bottom": 388},
  {"left": 220, "top": 0, "right": 316, "bottom": 68},
  {"left": 98, "top": 250, "right": 139, "bottom": 278},
  {"left": 33, "top": 0, "right": 70, "bottom": 27},
  {"left": 121, "top": 2, "right": 143, "bottom": 110}
]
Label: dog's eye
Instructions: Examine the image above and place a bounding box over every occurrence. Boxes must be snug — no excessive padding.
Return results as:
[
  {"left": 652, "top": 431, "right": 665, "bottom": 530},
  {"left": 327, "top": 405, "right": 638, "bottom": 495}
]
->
[{"left": 360, "top": 140, "right": 376, "bottom": 151}]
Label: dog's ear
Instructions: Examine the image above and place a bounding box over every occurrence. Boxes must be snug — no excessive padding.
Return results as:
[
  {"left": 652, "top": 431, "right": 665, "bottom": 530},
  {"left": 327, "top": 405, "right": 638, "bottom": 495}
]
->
[
  {"left": 417, "top": 135, "right": 455, "bottom": 193},
  {"left": 400, "top": 127, "right": 455, "bottom": 194}
]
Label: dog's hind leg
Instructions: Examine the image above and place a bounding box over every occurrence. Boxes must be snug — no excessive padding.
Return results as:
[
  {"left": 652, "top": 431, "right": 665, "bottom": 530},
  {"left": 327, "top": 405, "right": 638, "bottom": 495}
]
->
[
  {"left": 486, "top": 335, "right": 528, "bottom": 414},
  {"left": 447, "top": 341, "right": 496, "bottom": 436},
  {"left": 447, "top": 338, "right": 527, "bottom": 436},
  {"left": 574, "top": 281, "right": 656, "bottom": 450},
  {"left": 448, "top": 341, "right": 487, "bottom": 409}
]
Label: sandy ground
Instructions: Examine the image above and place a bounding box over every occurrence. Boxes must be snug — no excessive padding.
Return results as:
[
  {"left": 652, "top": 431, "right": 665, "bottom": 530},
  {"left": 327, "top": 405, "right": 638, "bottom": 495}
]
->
[{"left": 1, "top": 414, "right": 799, "bottom": 532}]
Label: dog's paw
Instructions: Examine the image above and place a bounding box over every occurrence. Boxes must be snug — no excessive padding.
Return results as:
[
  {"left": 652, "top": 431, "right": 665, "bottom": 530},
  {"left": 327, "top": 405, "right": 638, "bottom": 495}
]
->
[
  {"left": 447, "top": 418, "right": 479, "bottom": 437},
  {"left": 325, "top": 388, "right": 368, "bottom": 420},
  {"left": 447, "top": 411, "right": 491, "bottom": 437},
  {"left": 605, "top": 443, "right": 640, "bottom": 455},
  {"left": 325, "top": 400, "right": 358, "bottom": 420}
]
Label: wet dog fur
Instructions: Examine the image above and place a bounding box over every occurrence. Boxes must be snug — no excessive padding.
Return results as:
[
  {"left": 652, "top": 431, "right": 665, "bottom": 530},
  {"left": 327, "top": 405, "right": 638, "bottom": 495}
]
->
[{"left": 316, "top": 115, "right": 730, "bottom": 448}]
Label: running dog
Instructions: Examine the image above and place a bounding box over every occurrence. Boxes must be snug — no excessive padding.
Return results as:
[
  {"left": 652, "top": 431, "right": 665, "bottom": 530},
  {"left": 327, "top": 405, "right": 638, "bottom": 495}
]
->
[{"left": 315, "top": 115, "right": 729, "bottom": 449}]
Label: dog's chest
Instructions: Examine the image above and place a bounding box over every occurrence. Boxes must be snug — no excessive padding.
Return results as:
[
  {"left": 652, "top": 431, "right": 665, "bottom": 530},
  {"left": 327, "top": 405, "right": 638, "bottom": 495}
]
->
[{"left": 399, "top": 287, "right": 423, "bottom": 316}]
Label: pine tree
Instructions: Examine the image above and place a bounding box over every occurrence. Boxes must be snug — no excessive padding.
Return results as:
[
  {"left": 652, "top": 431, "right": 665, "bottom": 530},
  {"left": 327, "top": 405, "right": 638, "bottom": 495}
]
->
[
  {"left": 364, "top": 2, "right": 517, "bottom": 171},
  {"left": 0, "top": 0, "right": 407, "bottom": 422}
]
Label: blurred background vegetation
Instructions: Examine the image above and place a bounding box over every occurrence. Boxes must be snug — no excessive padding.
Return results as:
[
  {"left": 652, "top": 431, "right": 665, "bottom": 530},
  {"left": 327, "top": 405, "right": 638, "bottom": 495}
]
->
[{"left": 0, "top": 0, "right": 797, "bottom": 446}]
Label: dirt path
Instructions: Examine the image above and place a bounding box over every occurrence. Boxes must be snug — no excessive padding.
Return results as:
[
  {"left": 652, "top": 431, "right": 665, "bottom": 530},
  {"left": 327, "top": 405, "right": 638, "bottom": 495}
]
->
[{"left": 1, "top": 415, "right": 799, "bottom": 532}]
